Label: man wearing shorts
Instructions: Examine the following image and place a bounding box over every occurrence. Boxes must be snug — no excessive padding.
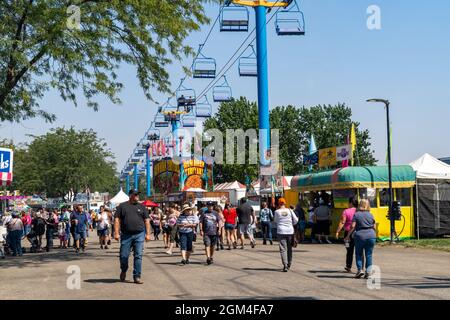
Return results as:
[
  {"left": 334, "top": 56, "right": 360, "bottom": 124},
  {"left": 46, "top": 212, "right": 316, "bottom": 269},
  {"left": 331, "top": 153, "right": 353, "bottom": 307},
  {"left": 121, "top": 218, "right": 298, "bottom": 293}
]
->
[
  {"left": 236, "top": 198, "right": 256, "bottom": 249},
  {"left": 70, "top": 204, "right": 89, "bottom": 254},
  {"left": 199, "top": 202, "right": 221, "bottom": 265}
]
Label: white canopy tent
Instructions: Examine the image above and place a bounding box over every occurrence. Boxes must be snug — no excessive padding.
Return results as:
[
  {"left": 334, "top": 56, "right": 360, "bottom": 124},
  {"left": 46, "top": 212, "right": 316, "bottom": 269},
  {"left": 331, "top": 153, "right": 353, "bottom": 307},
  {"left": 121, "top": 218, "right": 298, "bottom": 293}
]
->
[
  {"left": 109, "top": 188, "right": 129, "bottom": 206},
  {"left": 214, "top": 181, "right": 246, "bottom": 206},
  {"left": 410, "top": 153, "right": 450, "bottom": 179},
  {"left": 409, "top": 153, "right": 450, "bottom": 238}
]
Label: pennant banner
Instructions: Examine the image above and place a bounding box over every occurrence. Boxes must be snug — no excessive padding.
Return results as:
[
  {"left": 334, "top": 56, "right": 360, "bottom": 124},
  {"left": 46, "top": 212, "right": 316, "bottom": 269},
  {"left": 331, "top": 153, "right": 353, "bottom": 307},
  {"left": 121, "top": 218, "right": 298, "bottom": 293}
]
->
[
  {"left": 319, "top": 147, "right": 337, "bottom": 168},
  {"left": 336, "top": 144, "right": 353, "bottom": 162},
  {"left": 303, "top": 152, "right": 318, "bottom": 165}
]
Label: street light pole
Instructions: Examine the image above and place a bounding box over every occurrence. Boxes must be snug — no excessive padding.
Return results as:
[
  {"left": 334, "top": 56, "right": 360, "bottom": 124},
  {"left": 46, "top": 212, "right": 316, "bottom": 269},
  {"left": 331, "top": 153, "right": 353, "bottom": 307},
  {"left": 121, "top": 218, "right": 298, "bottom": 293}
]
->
[{"left": 367, "top": 99, "right": 395, "bottom": 243}]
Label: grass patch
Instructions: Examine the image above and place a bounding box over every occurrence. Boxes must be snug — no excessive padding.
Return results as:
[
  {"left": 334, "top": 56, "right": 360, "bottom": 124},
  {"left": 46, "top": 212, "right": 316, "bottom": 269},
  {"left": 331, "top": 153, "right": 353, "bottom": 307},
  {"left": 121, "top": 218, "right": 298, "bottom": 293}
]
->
[{"left": 387, "top": 239, "right": 450, "bottom": 252}]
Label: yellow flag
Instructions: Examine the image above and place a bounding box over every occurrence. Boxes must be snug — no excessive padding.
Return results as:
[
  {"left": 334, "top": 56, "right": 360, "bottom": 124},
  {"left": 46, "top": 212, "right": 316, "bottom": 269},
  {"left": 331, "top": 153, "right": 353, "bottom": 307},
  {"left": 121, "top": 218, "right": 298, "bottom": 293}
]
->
[{"left": 350, "top": 123, "right": 356, "bottom": 166}]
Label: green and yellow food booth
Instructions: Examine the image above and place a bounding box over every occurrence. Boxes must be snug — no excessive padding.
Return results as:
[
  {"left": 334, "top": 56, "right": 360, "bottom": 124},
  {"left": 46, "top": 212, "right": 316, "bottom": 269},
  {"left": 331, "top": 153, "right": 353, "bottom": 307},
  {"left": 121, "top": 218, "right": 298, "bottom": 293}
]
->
[{"left": 290, "top": 165, "right": 417, "bottom": 241}]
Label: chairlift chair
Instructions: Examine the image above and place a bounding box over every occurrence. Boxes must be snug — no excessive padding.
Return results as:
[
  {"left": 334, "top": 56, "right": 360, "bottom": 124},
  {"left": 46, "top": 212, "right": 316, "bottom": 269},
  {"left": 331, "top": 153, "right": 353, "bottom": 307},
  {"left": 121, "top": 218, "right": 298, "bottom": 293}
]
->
[
  {"left": 182, "top": 113, "right": 196, "bottom": 128},
  {"left": 193, "top": 46, "right": 216, "bottom": 79},
  {"left": 195, "top": 96, "right": 213, "bottom": 118},
  {"left": 275, "top": 0, "right": 306, "bottom": 36},
  {"left": 154, "top": 114, "right": 169, "bottom": 128},
  {"left": 213, "top": 76, "right": 233, "bottom": 102},
  {"left": 176, "top": 87, "right": 196, "bottom": 108},
  {"left": 147, "top": 129, "right": 160, "bottom": 141},
  {"left": 239, "top": 45, "right": 257, "bottom": 77},
  {"left": 220, "top": 4, "right": 249, "bottom": 32}
]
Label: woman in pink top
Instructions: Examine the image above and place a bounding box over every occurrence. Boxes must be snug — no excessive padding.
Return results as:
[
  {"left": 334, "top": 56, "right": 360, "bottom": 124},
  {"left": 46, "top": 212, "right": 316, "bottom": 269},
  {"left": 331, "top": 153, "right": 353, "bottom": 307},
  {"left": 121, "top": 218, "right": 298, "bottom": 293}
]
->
[{"left": 336, "top": 198, "right": 358, "bottom": 273}]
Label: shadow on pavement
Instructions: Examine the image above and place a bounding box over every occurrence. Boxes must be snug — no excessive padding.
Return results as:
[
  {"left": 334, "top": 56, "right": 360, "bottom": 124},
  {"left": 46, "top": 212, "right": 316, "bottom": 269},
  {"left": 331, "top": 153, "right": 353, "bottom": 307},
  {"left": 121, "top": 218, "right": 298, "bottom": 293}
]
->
[
  {"left": 242, "top": 267, "right": 283, "bottom": 272},
  {"left": 155, "top": 261, "right": 205, "bottom": 266},
  {"left": 316, "top": 275, "right": 354, "bottom": 279},
  {"left": 383, "top": 277, "right": 450, "bottom": 290},
  {"left": 84, "top": 279, "right": 127, "bottom": 284},
  {"left": 0, "top": 249, "right": 112, "bottom": 269},
  {"left": 308, "top": 270, "right": 347, "bottom": 274}
]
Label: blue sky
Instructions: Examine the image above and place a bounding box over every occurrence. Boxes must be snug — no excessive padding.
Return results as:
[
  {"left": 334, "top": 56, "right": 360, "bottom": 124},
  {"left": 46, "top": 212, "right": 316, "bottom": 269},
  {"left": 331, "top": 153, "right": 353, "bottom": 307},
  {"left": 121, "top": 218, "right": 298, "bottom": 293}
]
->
[{"left": 1, "top": 0, "right": 450, "bottom": 173}]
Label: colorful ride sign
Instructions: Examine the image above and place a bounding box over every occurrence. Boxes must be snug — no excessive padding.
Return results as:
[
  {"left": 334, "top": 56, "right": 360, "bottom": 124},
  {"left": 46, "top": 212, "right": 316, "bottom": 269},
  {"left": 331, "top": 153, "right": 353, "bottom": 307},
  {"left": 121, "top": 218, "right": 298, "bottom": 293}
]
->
[{"left": 0, "top": 147, "right": 13, "bottom": 186}]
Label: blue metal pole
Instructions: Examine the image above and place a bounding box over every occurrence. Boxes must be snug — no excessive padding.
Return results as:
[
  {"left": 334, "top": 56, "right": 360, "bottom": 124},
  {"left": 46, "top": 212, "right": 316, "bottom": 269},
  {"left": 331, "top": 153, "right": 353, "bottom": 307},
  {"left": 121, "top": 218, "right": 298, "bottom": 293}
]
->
[
  {"left": 171, "top": 120, "right": 180, "bottom": 156},
  {"left": 126, "top": 174, "right": 130, "bottom": 194},
  {"left": 146, "top": 147, "right": 151, "bottom": 197},
  {"left": 255, "top": 5, "right": 270, "bottom": 166},
  {"left": 172, "top": 120, "right": 184, "bottom": 191},
  {"left": 134, "top": 163, "right": 139, "bottom": 191}
]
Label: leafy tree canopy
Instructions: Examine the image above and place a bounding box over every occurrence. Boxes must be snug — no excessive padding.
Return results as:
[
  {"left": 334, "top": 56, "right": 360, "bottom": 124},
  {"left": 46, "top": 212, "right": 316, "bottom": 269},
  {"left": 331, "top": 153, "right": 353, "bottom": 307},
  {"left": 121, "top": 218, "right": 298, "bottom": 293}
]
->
[
  {"left": 0, "top": 0, "right": 214, "bottom": 122},
  {"left": 10, "top": 127, "right": 117, "bottom": 197}
]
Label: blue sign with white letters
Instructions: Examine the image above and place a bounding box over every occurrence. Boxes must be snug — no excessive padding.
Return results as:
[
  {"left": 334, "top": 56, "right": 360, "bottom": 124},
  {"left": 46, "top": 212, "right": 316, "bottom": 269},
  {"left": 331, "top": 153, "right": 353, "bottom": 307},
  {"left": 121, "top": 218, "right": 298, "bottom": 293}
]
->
[{"left": 0, "top": 148, "right": 13, "bottom": 174}]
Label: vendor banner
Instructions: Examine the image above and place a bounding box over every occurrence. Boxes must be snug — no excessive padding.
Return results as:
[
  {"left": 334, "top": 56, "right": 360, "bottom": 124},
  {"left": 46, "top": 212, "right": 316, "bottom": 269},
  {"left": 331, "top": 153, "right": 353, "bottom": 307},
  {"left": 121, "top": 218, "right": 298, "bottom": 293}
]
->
[
  {"left": 0, "top": 147, "right": 13, "bottom": 186},
  {"left": 336, "top": 144, "right": 353, "bottom": 162},
  {"left": 182, "top": 159, "right": 213, "bottom": 191},
  {"left": 153, "top": 159, "right": 180, "bottom": 195},
  {"left": 319, "top": 147, "right": 337, "bottom": 168}
]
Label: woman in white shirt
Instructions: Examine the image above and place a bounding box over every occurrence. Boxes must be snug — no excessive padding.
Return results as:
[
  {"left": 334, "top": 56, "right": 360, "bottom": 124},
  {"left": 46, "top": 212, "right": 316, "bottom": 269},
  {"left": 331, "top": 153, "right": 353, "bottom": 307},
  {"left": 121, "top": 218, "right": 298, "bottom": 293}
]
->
[
  {"left": 97, "top": 208, "right": 111, "bottom": 249},
  {"left": 274, "top": 198, "right": 299, "bottom": 272}
]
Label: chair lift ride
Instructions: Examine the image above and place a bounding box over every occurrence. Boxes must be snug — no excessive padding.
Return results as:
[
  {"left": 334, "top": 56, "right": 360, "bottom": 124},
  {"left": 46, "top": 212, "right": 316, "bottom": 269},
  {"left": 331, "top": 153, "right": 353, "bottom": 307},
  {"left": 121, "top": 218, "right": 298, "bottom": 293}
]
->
[
  {"left": 176, "top": 85, "right": 197, "bottom": 109},
  {"left": 193, "top": 45, "right": 216, "bottom": 79},
  {"left": 182, "top": 110, "right": 196, "bottom": 128},
  {"left": 239, "top": 45, "right": 257, "bottom": 77},
  {"left": 213, "top": 76, "right": 233, "bottom": 102},
  {"left": 154, "top": 113, "right": 169, "bottom": 128},
  {"left": 220, "top": 3, "right": 249, "bottom": 32},
  {"left": 275, "top": 0, "right": 306, "bottom": 36},
  {"left": 147, "top": 128, "right": 161, "bottom": 141},
  {"left": 195, "top": 96, "right": 213, "bottom": 118}
]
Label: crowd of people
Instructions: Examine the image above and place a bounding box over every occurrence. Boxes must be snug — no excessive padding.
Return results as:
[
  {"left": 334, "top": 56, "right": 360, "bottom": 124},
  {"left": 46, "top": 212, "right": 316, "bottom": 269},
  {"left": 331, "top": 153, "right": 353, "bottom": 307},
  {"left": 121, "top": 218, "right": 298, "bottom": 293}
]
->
[
  {"left": 1, "top": 189, "right": 377, "bottom": 282},
  {"left": 0, "top": 204, "right": 114, "bottom": 256}
]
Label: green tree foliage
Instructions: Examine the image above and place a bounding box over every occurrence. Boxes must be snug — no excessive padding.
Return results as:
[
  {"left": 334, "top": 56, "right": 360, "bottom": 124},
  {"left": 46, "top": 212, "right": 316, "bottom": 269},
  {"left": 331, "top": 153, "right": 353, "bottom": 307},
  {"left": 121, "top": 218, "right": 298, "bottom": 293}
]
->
[
  {"left": 296, "top": 104, "right": 377, "bottom": 172},
  {"left": 0, "top": 0, "right": 214, "bottom": 122},
  {"left": 11, "top": 127, "right": 117, "bottom": 197},
  {"left": 203, "top": 97, "right": 259, "bottom": 183},
  {"left": 204, "top": 99, "right": 377, "bottom": 183}
]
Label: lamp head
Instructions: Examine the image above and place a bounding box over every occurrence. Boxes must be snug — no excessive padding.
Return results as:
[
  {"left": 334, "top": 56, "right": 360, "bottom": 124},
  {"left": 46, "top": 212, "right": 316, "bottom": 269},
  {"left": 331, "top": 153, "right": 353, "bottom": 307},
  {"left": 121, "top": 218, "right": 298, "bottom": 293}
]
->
[{"left": 367, "top": 98, "right": 390, "bottom": 105}]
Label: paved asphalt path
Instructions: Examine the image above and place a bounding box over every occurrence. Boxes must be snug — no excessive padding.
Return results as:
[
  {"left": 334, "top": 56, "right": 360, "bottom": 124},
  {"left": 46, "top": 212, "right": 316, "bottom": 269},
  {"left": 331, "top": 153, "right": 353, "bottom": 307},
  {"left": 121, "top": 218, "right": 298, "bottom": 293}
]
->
[{"left": 1, "top": 238, "right": 450, "bottom": 300}]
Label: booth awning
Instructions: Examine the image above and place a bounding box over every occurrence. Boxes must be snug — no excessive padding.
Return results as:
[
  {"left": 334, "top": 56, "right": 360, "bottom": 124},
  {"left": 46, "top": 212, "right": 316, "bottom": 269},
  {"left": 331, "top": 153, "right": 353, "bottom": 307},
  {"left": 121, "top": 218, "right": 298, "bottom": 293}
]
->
[{"left": 290, "top": 165, "right": 416, "bottom": 192}]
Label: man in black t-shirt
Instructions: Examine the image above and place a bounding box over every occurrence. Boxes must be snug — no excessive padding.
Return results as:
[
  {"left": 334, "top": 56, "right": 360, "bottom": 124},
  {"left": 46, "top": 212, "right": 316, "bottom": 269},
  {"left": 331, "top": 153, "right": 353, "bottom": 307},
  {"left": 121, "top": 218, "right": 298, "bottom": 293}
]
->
[
  {"left": 236, "top": 198, "right": 256, "bottom": 249},
  {"left": 114, "top": 189, "right": 151, "bottom": 284}
]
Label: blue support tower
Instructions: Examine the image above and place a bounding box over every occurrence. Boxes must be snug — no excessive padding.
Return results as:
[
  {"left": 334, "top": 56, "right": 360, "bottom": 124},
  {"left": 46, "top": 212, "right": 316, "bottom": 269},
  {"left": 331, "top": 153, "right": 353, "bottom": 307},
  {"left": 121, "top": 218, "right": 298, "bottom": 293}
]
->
[
  {"left": 255, "top": 5, "right": 270, "bottom": 166},
  {"left": 126, "top": 174, "right": 130, "bottom": 195},
  {"left": 146, "top": 147, "right": 151, "bottom": 197},
  {"left": 134, "top": 163, "right": 139, "bottom": 191}
]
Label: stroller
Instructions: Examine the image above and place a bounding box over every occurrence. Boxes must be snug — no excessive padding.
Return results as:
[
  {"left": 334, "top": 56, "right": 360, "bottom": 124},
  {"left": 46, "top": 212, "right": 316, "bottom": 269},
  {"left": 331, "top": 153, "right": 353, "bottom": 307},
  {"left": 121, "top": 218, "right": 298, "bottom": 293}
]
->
[
  {"left": 26, "top": 230, "right": 39, "bottom": 253},
  {"left": 0, "top": 226, "right": 9, "bottom": 258}
]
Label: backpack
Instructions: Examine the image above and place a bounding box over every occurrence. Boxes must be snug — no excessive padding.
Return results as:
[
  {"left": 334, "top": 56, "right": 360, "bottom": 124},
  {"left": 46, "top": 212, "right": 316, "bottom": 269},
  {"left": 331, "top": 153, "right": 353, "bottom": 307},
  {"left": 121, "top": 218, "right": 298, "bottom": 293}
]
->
[{"left": 35, "top": 218, "right": 46, "bottom": 235}]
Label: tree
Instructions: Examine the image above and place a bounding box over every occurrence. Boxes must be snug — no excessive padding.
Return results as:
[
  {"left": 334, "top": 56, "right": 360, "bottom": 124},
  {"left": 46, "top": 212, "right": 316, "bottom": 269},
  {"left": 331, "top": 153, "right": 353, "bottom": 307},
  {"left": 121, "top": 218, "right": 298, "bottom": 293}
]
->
[
  {"left": 0, "top": 0, "right": 214, "bottom": 122},
  {"left": 203, "top": 99, "right": 377, "bottom": 182},
  {"left": 203, "top": 97, "right": 259, "bottom": 183},
  {"left": 296, "top": 104, "right": 377, "bottom": 172},
  {"left": 11, "top": 127, "right": 117, "bottom": 197}
]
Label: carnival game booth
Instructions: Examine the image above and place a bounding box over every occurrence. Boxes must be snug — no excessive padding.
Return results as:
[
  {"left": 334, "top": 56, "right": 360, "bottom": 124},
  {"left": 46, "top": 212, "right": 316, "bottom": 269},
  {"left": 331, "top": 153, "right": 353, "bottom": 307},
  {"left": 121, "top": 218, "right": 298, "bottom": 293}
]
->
[
  {"left": 290, "top": 165, "right": 417, "bottom": 240},
  {"left": 410, "top": 153, "right": 450, "bottom": 238}
]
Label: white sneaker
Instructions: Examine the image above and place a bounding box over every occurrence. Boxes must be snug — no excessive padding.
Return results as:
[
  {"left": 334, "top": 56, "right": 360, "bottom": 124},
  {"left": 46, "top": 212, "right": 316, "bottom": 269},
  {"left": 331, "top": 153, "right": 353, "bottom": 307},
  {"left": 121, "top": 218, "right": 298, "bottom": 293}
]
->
[
  {"left": 326, "top": 239, "right": 332, "bottom": 244},
  {"left": 165, "top": 251, "right": 172, "bottom": 255}
]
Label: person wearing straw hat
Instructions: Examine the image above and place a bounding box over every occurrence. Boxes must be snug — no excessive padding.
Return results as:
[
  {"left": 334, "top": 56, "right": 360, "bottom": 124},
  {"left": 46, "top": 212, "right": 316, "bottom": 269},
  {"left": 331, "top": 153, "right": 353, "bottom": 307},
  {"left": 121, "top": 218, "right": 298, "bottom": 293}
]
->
[{"left": 176, "top": 203, "right": 199, "bottom": 265}]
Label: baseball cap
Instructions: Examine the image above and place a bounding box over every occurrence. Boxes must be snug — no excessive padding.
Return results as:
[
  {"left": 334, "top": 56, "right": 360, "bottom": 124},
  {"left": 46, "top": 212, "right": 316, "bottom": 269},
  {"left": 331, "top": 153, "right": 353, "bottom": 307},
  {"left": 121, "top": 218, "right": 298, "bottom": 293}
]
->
[
  {"left": 128, "top": 189, "right": 141, "bottom": 196},
  {"left": 206, "top": 201, "right": 214, "bottom": 206}
]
